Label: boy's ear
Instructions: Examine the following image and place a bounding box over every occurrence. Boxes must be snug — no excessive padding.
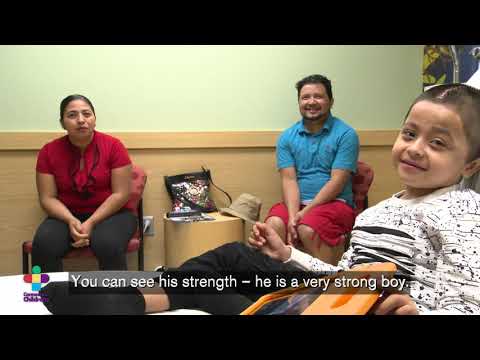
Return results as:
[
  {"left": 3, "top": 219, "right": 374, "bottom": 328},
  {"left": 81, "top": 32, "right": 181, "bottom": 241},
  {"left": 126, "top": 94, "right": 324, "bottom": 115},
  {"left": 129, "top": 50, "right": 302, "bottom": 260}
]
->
[{"left": 462, "top": 158, "right": 480, "bottom": 178}]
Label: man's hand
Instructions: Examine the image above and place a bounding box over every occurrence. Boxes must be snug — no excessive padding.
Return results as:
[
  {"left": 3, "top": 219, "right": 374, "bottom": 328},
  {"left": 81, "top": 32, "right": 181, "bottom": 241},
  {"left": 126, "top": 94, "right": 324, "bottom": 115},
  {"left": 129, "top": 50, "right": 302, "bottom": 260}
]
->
[
  {"left": 248, "top": 222, "right": 292, "bottom": 262},
  {"left": 287, "top": 217, "right": 297, "bottom": 245},
  {"left": 288, "top": 208, "right": 308, "bottom": 245},
  {"left": 293, "top": 208, "right": 307, "bottom": 225},
  {"left": 372, "top": 293, "right": 419, "bottom": 315}
]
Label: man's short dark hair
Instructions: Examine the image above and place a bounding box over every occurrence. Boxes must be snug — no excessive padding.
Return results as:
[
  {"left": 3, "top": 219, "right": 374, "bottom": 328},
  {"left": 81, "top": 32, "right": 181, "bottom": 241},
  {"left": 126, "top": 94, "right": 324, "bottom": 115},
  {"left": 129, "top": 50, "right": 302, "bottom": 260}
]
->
[{"left": 295, "top": 74, "right": 333, "bottom": 100}]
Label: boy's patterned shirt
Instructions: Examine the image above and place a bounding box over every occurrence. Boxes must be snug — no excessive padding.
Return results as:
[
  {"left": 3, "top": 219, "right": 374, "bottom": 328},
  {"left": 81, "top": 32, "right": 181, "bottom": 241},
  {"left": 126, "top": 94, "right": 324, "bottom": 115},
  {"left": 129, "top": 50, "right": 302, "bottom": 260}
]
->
[{"left": 285, "top": 184, "right": 480, "bottom": 314}]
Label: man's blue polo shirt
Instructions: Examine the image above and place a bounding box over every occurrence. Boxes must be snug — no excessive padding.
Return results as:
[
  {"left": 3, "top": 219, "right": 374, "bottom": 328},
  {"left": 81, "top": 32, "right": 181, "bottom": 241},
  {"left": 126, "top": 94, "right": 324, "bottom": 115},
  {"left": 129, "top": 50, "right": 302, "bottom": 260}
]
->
[{"left": 276, "top": 114, "right": 359, "bottom": 207}]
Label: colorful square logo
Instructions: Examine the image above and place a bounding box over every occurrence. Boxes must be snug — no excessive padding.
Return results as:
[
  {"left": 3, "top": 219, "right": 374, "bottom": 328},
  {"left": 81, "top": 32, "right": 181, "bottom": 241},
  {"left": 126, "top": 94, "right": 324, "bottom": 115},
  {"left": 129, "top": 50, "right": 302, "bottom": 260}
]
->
[{"left": 23, "top": 266, "right": 50, "bottom": 292}]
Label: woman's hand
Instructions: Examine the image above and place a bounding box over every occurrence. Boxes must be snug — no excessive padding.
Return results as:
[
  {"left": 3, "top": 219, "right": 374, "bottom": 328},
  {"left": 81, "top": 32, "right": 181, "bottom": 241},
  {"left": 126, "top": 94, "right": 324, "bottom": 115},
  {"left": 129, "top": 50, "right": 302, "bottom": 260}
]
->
[
  {"left": 69, "top": 218, "right": 89, "bottom": 248},
  {"left": 80, "top": 219, "right": 95, "bottom": 239},
  {"left": 73, "top": 219, "right": 95, "bottom": 248},
  {"left": 248, "top": 222, "right": 292, "bottom": 262}
]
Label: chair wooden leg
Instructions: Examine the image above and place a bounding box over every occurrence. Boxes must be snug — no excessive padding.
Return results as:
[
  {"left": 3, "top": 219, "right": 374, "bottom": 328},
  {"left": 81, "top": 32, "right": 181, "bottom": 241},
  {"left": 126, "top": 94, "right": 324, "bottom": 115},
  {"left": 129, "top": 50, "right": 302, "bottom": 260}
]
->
[
  {"left": 138, "top": 198, "right": 144, "bottom": 271},
  {"left": 138, "top": 246, "right": 144, "bottom": 271},
  {"left": 22, "top": 250, "right": 29, "bottom": 274},
  {"left": 344, "top": 233, "right": 352, "bottom": 252}
]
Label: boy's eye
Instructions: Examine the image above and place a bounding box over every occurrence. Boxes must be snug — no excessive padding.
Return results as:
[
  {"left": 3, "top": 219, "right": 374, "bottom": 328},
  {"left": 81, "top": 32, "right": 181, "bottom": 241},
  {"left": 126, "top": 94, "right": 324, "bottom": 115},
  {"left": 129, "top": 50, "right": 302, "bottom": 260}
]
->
[
  {"left": 401, "top": 129, "right": 415, "bottom": 139},
  {"left": 431, "top": 139, "right": 446, "bottom": 147}
]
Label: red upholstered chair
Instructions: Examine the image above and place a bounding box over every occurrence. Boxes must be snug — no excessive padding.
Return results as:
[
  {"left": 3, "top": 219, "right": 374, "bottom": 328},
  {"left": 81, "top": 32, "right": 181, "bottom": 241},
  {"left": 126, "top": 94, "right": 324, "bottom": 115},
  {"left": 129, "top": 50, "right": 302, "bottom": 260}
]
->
[
  {"left": 22, "top": 165, "right": 147, "bottom": 274},
  {"left": 344, "top": 161, "right": 374, "bottom": 251},
  {"left": 352, "top": 161, "right": 374, "bottom": 218}
]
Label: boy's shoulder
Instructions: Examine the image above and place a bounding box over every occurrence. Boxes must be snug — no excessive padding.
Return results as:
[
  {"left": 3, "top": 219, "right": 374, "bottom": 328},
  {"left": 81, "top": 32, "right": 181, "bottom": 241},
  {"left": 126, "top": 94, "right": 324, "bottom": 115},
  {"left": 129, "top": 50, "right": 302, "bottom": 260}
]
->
[
  {"left": 434, "top": 187, "right": 480, "bottom": 216},
  {"left": 355, "top": 196, "right": 398, "bottom": 221},
  {"left": 359, "top": 186, "right": 480, "bottom": 216}
]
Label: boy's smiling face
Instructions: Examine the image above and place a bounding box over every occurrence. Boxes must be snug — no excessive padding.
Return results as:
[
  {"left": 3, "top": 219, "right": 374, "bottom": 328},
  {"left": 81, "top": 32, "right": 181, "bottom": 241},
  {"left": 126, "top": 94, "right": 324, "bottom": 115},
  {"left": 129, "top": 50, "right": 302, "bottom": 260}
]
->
[{"left": 392, "top": 100, "right": 475, "bottom": 198}]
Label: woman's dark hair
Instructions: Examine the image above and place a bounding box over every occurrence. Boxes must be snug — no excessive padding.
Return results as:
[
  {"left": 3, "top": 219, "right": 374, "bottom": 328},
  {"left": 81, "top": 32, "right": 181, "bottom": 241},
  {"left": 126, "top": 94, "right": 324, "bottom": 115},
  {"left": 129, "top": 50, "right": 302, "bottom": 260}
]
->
[
  {"left": 59, "top": 94, "right": 95, "bottom": 128},
  {"left": 295, "top": 74, "right": 333, "bottom": 100},
  {"left": 405, "top": 84, "right": 480, "bottom": 162}
]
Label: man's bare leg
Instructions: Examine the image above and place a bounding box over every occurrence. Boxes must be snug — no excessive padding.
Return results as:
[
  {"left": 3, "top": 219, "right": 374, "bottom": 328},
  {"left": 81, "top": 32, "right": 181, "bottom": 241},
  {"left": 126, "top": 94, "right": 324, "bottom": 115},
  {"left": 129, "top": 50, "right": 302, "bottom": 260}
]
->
[
  {"left": 265, "top": 216, "right": 287, "bottom": 244},
  {"left": 297, "top": 224, "right": 345, "bottom": 265}
]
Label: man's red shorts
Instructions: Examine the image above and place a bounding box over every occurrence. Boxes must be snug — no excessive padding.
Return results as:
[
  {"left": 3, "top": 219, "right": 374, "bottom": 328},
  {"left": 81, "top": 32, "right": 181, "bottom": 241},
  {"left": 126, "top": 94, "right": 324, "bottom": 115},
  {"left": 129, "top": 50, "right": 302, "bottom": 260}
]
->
[{"left": 265, "top": 200, "right": 355, "bottom": 247}]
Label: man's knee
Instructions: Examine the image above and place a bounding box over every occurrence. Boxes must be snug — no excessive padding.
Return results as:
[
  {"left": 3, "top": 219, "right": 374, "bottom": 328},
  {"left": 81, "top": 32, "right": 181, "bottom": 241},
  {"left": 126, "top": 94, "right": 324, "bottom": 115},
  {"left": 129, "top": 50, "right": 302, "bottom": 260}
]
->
[
  {"left": 297, "top": 225, "right": 315, "bottom": 243},
  {"left": 266, "top": 216, "right": 285, "bottom": 232}
]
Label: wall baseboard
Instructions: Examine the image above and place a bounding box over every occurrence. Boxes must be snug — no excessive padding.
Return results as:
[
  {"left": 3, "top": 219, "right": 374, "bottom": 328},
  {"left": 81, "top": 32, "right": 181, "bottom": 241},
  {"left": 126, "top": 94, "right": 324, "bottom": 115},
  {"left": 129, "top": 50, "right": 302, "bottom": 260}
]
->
[{"left": 0, "top": 130, "right": 399, "bottom": 150}]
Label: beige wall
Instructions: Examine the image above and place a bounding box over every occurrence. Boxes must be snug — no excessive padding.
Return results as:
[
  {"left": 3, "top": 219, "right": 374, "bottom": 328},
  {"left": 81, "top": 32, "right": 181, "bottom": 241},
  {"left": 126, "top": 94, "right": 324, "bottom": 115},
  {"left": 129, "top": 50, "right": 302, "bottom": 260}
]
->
[
  {"left": 0, "top": 131, "right": 401, "bottom": 276},
  {"left": 0, "top": 45, "right": 422, "bottom": 131}
]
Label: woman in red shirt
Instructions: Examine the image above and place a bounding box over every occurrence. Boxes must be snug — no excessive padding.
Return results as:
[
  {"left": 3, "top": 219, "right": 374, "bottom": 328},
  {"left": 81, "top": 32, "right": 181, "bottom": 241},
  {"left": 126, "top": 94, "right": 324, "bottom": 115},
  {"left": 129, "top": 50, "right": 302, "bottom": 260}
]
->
[{"left": 32, "top": 95, "right": 137, "bottom": 272}]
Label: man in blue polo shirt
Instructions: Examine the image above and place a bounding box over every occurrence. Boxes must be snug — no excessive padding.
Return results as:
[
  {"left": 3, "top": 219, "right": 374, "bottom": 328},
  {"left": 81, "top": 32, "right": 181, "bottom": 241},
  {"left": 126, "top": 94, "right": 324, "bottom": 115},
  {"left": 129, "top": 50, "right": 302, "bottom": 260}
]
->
[{"left": 265, "top": 74, "right": 359, "bottom": 265}]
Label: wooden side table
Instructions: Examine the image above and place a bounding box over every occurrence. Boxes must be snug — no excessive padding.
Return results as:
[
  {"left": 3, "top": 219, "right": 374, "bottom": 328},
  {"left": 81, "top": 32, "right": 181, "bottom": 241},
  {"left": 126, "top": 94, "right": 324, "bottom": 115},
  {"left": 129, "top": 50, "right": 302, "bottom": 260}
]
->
[{"left": 164, "top": 212, "right": 244, "bottom": 267}]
